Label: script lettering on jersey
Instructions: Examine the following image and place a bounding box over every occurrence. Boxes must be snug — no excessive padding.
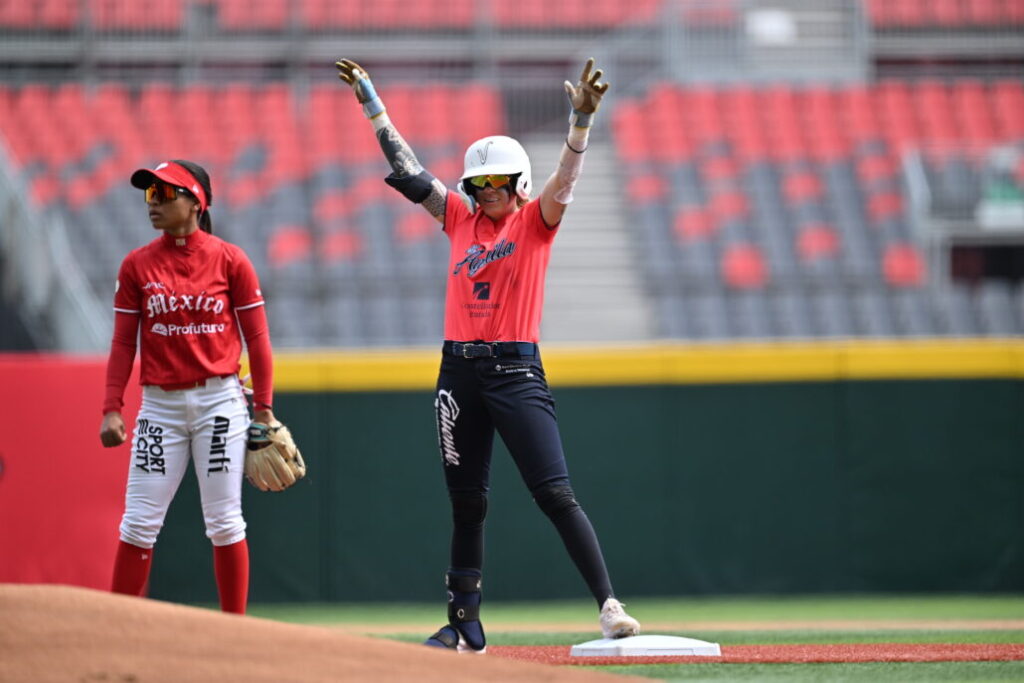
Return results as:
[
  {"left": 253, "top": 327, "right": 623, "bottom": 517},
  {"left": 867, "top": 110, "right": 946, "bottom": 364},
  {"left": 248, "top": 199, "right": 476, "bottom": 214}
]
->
[
  {"left": 435, "top": 389, "right": 462, "bottom": 466},
  {"left": 207, "top": 416, "right": 231, "bottom": 474},
  {"left": 452, "top": 239, "right": 516, "bottom": 278},
  {"left": 134, "top": 419, "right": 166, "bottom": 475},
  {"left": 145, "top": 289, "right": 226, "bottom": 318}
]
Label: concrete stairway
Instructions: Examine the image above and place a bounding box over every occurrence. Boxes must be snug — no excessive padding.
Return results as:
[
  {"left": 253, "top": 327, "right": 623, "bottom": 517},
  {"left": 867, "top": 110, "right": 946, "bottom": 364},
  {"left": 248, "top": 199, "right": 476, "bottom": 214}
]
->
[{"left": 520, "top": 135, "right": 653, "bottom": 343}]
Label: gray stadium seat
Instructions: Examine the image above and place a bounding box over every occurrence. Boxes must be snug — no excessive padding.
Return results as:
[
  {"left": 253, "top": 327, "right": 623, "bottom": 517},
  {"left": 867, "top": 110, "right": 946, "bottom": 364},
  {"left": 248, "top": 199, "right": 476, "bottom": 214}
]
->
[{"left": 975, "top": 281, "right": 1019, "bottom": 335}]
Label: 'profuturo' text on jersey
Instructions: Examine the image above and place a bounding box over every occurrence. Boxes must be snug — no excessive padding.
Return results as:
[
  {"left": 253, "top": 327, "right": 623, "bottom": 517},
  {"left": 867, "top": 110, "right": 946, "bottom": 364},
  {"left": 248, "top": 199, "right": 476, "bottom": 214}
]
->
[{"left": 113, "top": 229, "right": 264, "bottom": 387}]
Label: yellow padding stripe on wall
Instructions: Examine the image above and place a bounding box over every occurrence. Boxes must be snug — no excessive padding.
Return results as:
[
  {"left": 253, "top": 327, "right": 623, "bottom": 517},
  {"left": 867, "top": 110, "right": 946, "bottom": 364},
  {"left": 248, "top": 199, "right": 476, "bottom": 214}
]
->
[{"left": 266, "top": 338, "right": 1024, "bottom": 392}]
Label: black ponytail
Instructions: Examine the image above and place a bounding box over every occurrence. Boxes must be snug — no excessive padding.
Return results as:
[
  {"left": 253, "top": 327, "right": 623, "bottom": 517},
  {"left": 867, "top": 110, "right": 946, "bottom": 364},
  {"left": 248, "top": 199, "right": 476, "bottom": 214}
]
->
[{"left": 173, "top": 159, "right": 214, "bottom": 234}]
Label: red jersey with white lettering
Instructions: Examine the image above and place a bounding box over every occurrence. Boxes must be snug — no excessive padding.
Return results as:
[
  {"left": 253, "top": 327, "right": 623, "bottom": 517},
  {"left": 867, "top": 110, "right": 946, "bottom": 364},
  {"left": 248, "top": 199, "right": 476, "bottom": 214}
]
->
[
  {"left": 113, "top": 229, "right": 264, "bottom": 387},
  {"left": 443, "top": 197, "right": 558, "bottom": 343}
]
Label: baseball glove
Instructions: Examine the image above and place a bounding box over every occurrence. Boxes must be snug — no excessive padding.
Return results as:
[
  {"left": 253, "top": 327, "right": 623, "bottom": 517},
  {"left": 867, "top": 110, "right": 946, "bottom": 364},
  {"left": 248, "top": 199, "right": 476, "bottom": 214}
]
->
[{"left": 245, "top": 421, "right": 306, "bottom": 492}]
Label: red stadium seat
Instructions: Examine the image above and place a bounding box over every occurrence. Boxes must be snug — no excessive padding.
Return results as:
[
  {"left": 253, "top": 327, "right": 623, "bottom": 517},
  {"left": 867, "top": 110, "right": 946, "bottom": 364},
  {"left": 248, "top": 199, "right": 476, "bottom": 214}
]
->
[
  {"left": 867, "top": 0, "right": 1024, "bottom": 27},
  {"left": 314, "top": 191, "right": 354, "bottom": 223},
  {"left": 216, "top": 0, "right": 288, "bottom": 30},
  {"left": 797, "top": 224, "right": 841, "bottom": 261},
  {"left": 297, "top": 0, "right": 327, "bottom": 27},
  {"left": 321, "top": 229, "right": 363, "bottom": 262},
  {"left": 1004, "top": 0, "right": 1024, "bottom": 23},
  {"left": 965, "top": 0, "right": 1001, "bottom": 24},
  {"left": 876, "top": 81, "right": 919, "bottom": 152},
  {"left": 679, "top": 0, "right": 739, "bottom": 27},
  {"left": 992, "top": 80, "right": 1024, "bottom": 139},
  {"left": 626, "top": 173, "right": 668, "bottom": 203},
  {"left": 783, "top": 171, "right": 823, "bottom": 203},
  {"left": 882, "top": 244, "right": 926, "bottom": 287},
  {"left": 916, "top": 80, "right": 959, "bottom": 146},
  {"left": 721, "top": 243, "right": 768, "bottom": 289},
  {"left": 929, "top": 0, "right": 963, "bottom": 26},
  {"left": 396, "top": 211, "right": 437, "bottom": 244},
  {"left": 863, "top": 0, "right": 892, "bottom": 25},
  {"left": 39, "top": 0, "right": 78, "bottom": 29},
  {"left": 709, "top": 189, "right": 749, "bottom": 221},
  {"left": 268, "top": 225, "right": 313, "bottom": 267},
  {"left": 456, "top": 85, "right": 504, "bottom": 147},
  {"left": 701, "top": 156, "right": 738, "bottom": 182},
  {"left": 953, "top": 80, "right": 997, "bottom": 147},
  {"left": 867, "top": 192, "right": 905, "bottom": 223},
  {"left": 673, "top": 206, "right": 716, "bottom": 242},
  {"left": 612, "top": 103, "right": 652, "bottom": 163},
  {"left": 89, "top": 0, "right": 183, "bottom": 30},
  {"left": 857, "top": 154, "right": 897, "bottom": 183},
  {"left": 0, "top": 1, "right": 35, "bottom": 28}
]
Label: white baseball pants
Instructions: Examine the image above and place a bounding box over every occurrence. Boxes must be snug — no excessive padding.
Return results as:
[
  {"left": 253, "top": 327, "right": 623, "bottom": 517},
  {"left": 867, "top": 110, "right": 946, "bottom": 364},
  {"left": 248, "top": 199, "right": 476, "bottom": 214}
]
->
[{"left": 119, "top": 376, "right": 249, "bottom": 548}]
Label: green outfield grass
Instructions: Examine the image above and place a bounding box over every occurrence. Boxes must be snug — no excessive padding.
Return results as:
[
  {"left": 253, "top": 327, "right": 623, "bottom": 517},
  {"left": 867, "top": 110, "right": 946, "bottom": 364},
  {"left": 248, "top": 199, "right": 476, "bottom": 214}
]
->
[
  {"left": 249, "top": 593, "right": 1024, "bottom": 626},
  {"left": 247, "top": 595, "right": 1024, "bottom": 682},
  {"left": 601, "top": 661, "right": 1024, "bottom": 681}
]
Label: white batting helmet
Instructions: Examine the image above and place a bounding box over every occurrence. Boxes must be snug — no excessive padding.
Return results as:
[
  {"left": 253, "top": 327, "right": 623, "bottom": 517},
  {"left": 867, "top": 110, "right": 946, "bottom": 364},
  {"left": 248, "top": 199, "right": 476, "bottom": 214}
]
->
[{"left": 460, "top": 135, "right": 532, "bottom": 201}]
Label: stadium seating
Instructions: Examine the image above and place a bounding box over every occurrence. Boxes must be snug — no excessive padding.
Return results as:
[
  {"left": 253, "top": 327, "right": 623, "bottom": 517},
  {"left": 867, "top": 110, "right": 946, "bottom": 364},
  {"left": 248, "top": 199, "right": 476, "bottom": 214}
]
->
[
  {"left": 0, "top": 0, "right": 663, "bottom": 32},
  {"left": 0, "top": 81, "right": 502, "bottom": 347},
  {"left": 1, "top": 71, "right": 1021, "bottom": 344},
  {"left": 865, "top": 0, "right": 1024, "bottom": 27},
  {"left": 3, "top": 1, "right": 1021, "bottom": 33},
  {"left": 613, "top": 78, "right": 1024, "bottom": 338}
]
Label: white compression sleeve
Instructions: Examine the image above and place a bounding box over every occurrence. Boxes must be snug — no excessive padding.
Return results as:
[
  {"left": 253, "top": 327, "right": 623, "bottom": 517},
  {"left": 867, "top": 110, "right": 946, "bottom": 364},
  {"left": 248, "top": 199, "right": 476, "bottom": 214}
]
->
[{"left": 552, "top": 125, "right": 590, "bottom": 204}]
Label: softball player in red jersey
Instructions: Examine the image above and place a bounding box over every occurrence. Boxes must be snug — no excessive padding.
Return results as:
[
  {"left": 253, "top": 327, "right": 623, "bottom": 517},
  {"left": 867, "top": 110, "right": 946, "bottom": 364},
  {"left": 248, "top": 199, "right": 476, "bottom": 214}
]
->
[
  {"left": 99, "top": 160, "right": 277, "bottom": 614},
  {"left": 337, "top": 58, "right": 640, "bottom": 651}
]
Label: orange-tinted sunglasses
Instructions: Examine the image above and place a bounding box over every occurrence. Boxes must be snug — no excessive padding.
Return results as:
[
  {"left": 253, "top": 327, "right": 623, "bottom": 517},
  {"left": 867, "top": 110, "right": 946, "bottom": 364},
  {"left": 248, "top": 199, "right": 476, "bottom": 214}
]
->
[
  {"left": 468, "top": 174, "right": 511, "bottom": 189},
  {"left": 144, "top": 182, "right": 188, "bottom": 203}
]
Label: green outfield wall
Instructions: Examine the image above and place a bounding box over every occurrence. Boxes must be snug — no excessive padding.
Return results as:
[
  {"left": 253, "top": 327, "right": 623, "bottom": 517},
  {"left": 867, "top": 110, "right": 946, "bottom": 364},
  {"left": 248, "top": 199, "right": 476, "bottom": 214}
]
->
[{"left": 149, "top": 340, "right": 1024, "bottom": 603}]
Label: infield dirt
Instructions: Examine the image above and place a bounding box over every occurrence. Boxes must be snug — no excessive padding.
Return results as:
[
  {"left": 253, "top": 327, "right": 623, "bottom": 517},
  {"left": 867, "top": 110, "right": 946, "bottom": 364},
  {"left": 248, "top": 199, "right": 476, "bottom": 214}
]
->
[{"left": 0, "top": 584, "right": 637, "bottom": 682}]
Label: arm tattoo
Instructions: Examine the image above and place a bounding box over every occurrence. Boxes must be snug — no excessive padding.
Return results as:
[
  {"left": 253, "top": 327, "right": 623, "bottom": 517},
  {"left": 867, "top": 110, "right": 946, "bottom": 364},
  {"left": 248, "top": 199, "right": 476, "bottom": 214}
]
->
[
  {"left": 421, "top": 182, "right": 448, "bottom": 219},
  {"left": 376, "top": 125, "right": 423, "bottom": 178}
]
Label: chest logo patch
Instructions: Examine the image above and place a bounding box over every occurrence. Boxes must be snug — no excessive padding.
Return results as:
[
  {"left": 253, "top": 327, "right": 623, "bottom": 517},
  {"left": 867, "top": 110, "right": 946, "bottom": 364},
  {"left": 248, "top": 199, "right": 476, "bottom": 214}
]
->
[{"left": 453, "top": 239, "right": 516, "bottom": 278}]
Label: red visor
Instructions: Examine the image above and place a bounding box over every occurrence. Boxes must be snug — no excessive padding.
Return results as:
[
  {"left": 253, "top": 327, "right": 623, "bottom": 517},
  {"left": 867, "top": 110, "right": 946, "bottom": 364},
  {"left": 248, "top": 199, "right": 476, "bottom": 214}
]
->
[{"left": 130, "top": 161, "right": 208, "bottom": 213}]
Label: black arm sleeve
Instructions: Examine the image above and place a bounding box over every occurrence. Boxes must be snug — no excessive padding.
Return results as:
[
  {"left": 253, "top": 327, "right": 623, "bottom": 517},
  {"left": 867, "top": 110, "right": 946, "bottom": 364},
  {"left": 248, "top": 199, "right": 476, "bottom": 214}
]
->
[{"left": 384, "top": 170, "right": 437, "bottom": 204}]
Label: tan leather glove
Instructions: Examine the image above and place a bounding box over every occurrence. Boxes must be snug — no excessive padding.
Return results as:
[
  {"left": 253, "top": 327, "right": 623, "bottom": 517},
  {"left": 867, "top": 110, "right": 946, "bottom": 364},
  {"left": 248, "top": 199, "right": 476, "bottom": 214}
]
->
[{"left": 564, "top": 57, "right": 610, "bottom": 127}]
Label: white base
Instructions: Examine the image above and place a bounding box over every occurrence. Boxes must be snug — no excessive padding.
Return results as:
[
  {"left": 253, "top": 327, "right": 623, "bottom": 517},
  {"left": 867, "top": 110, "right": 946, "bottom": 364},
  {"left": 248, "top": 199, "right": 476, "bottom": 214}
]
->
[{"left": 570, "top": 634, "right": 722, "bottom": 657}]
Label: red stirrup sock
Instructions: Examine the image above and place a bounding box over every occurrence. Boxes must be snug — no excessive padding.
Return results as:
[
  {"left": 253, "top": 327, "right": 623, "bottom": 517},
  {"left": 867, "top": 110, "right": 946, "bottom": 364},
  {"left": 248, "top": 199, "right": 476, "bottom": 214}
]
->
[
  {"left": 213, "top": 539, "right": 249, "bottom": 614},
  {"left": 111, "top": 540, "right": 153, "bottom": 597}
]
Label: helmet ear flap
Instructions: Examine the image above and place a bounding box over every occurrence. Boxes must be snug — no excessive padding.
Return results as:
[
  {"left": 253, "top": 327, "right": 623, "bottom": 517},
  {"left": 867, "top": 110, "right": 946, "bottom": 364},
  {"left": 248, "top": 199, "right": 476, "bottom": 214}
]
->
[{"left": 515, "top": 173, "right": 531, "bottom": 200}]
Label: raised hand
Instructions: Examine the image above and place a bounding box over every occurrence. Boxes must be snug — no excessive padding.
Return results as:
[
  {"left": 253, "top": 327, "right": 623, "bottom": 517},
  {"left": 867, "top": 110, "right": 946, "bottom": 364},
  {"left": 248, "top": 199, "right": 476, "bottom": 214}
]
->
[
  {"left": 335, "top": 58, "right": 377, "bottom": 105},
  {"left": 564, "top": 57, "right": 610, "bottom": 117}
]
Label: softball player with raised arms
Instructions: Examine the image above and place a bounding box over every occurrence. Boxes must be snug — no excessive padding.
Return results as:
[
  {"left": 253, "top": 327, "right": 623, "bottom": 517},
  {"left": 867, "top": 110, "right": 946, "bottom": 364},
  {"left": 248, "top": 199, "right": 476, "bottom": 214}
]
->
[
  {"left": 99, "top": 160, "right": 276, "bottom": 614},
  {"left": 336, "top": 57, "right": 640, "bottom": 651}
]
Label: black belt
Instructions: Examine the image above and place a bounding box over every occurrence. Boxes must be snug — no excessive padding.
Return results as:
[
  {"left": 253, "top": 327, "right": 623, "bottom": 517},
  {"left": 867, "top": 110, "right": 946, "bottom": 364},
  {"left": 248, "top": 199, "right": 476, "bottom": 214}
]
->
[{"left": 443, "top": 341, "right": 538, "bottom": 359}]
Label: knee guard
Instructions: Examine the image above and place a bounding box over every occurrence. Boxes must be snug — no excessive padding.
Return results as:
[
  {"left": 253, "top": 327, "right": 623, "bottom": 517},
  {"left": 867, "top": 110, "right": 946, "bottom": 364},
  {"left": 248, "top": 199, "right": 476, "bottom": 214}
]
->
[
  {"left": 533, "top": 483, "right": 581, "bottom": 523},
  {"left": 384, "top": 169, "right": 437, "bottom": 204},
  {"left": 424, "top": 569, "right": 486, "bottom": 653},
  {"left": 450, "top": 491, "right": 487, "bottom": 529}
]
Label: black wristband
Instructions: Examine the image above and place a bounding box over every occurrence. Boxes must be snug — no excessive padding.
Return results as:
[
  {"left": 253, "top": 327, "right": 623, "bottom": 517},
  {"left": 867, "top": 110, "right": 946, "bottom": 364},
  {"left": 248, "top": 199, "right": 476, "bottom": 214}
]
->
[{"left": 565, "top": 138, "right": 587, "bottom": 154}]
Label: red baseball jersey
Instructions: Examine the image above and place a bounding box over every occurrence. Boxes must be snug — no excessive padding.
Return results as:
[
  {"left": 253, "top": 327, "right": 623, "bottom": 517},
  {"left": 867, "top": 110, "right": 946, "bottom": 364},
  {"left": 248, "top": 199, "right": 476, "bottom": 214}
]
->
[
  {"left": 443, "top": 197, "right": 558, "bottom": 343},
  {"left": 113, "top": 229, "right": 264, "bottom": 387}
]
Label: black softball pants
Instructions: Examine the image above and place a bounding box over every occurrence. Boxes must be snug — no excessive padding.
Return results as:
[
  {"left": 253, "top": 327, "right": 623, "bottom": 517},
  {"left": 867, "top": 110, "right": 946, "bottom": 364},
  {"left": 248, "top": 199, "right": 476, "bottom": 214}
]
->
[{"left": 433, "top": 344, "right": 614, "bottom": 604}]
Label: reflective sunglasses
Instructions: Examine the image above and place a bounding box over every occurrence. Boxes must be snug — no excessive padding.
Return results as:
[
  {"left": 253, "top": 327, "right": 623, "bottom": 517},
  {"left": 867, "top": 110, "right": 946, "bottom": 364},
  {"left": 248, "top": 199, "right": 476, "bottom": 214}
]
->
[
  {"left": 144, "top": 182, "right": 188, "bottom": 203},
  {"left": 468, "top": 174, "right": 511, "bottom": 189}
]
